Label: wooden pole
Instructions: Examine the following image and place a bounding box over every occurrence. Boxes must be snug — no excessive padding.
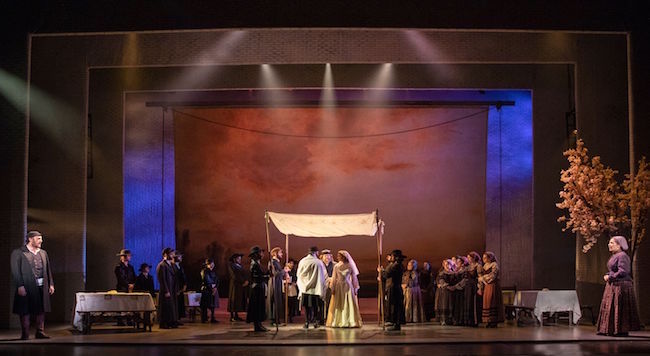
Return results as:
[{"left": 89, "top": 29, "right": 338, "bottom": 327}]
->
[
  {"left": 376, "top": 210, "right": 385, "bottom": 329},
  {"left": 285, "top": 234, "right": 289, "bottom": 325},
  {"left": 264, "top": 211, "right": 278, "bottom": 332}
]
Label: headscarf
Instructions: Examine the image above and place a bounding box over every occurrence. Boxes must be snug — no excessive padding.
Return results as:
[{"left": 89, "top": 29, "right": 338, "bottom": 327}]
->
[
  {"left": 483, "top": 251, "right": 497, "bottom": 263},
  {"left": 337, "top": 250, "right": 359, "bottom": 276},
  {"left": 611, "top": 235, "right": 629, "bottom": 251}
]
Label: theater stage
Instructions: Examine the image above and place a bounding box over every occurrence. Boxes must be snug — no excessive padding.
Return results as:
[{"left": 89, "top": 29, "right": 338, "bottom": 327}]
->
[{"left": 1, "top": 299, "right": 648, "bottom": 349}]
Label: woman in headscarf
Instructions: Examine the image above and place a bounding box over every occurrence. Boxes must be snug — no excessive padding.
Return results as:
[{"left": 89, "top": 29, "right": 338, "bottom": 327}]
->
[
  {"left": 326, "top": 250, "right": 362, "bottom": 328},
  {"left": 478, "top": 251, "right": 504, "bottom": 328},
  {"left": 596, "top": 235, "right": 641, "bottom": 336},
  {"left": 402, "top": 259, "right": 425, "bottom": 323},
  {"left": 434, "top": 259, "right": 454, "bottom": 325},
  {"left": 464, "top": 251, "right": 483, "bottom": 327},
  {"left": 420, "top": 262, "right": 435, "bottom": 322}
]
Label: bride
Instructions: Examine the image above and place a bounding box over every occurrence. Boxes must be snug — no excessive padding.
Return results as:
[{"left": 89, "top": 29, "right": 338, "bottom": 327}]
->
[{"left": 326, "top": 250, "right": 363, "bottom": 328}]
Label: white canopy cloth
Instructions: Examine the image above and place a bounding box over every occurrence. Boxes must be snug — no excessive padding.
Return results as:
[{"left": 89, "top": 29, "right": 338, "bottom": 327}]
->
[{"left": 267, "top": 211, "right": 378, "bottom": 237}]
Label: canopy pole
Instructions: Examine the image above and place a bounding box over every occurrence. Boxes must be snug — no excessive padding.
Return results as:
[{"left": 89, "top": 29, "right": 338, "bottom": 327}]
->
[
  {"left": 376, "top": 209, "right": 385, "bottom": 329},
  {"left": 285, "top": 233, "right": 289, "bottom": 325},
  {"left": 265, "top": 211, "right": 278, "bottom": 332}
]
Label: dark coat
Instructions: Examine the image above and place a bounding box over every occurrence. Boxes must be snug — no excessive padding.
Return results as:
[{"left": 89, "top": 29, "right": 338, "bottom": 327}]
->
[
  {"left": 228, "top": 262, "right": 247, "bottom": 312},
  {"left": 11, "top": 246, "right": 54, "bottom": 315},
  {"left": 114, "top": 262, "right": 136, "bottom": 292},
  {"left": 156, "top": 259, "right": 178, "bottom": 326},
  {"left": 246, "top": 259, "right": 269, "bottom": 323},
  {"left": 200, "top": 267, "right": 218, "bottom": 309},
  {"left": 134, "top": 273, "right": 155, "bottom": 296},
  {"left": 382, "top": 260, "right": 405, "bottom": 325},
  {"left": 267, "top": 258, "right": 285, "bottom": 321}
]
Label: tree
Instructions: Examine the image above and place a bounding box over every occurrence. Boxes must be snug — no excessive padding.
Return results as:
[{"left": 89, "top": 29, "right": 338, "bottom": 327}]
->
[
  {"left": 556, "top": 138, "right": 626, "bottom": 253},
  {"left": 557, "top": 135, "right": 650, "bottom": 267},
  {"left": 621, "top": 156, "right": 650, "bottom": 263}
]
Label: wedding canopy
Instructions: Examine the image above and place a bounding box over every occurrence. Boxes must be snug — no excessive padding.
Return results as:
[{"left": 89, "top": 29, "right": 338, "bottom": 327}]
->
[
  {"left": 266, "top": 211, "right": 378, "bottom": 238},
  {"left": 264, "top": 210, "right": 385, "bottom": 327}
]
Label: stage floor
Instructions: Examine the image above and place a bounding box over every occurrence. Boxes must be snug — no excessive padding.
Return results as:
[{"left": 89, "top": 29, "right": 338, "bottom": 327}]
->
[{"left": 1, "top": 299, "right": 648, "bottom": 351}]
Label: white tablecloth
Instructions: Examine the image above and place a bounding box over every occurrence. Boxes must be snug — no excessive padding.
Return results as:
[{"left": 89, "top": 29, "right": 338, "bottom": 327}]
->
[
  {"left": 185, "top": 292, "right": 202, "bottom": 307},
  {"left": 73, "top": 292, "right": 156, "bottom": 330},
  {"left": 514, "top": 290, "right": 582, "bottom": 324}
]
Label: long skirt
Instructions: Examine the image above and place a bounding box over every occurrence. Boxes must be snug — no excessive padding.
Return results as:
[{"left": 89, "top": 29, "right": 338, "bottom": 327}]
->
[
  {"left": 451, "top": 288, "right": 466, "bottom": 325},
  {"left": 434, "top": 287, "right": 452, "bottom": 324},
  {"left": 404, "top": 286, "right": 425, "bottom": 323},
  {"left": 597, "top": 280, "right": 641, "bottom": 335},
  {"left": 481, "top": 282, "right": 504, "bottom": 325},
  {"left": 421, "top": 285, "right": 435, "bottom": 321},
  {"left": 463, "top": 280, "right": 480, "bottom": 326}
]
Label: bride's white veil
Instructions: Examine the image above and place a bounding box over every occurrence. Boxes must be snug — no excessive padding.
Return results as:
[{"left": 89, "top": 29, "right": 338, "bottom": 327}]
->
[{"left": 338, "top": 250, "right": 359, "bottom": 276}]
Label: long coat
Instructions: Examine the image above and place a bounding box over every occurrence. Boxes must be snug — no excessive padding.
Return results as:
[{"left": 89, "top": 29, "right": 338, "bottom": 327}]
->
[
  {"left": 267, "top": 258, "right": 285, "bottom": 321},
  {"left": 11, "top": 246, "right": 54, "bottom": 315},
  {"left": 246, "top": 259, "right": 269, "bottom": 323},
  {"left": 156, "top": 259, "right": 178, "bottom": 326},
  {"left": 228, "top": 262, "right": 247, "bottom": 312},
  {"left": 382, "top": 260, "right": 405, "bottom": 325},
  {"left": 114, "top": 262, "right": 136, "bottom": 292}
]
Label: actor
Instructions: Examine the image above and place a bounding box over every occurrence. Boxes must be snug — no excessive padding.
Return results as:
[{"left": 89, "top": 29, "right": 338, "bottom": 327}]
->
[
  {"left": 420, "top": 261, "right": 435, "bottom": 321},
  {"left": 285, "top": 259, "right": 299, "bottom": 322},
  {"left": 268, "top": 247, "right": 285, "bottom": 325},
  {"left": 380, "top": 249, "right": 406, "bottom": 331},
  {"left": 114, "top": 248, "right": 136, "bottom": 326},
  {"left": 227, "top": 253, "right": 248, "bottom": 322},
  {"left": 246, "top": 246, "right": 270, "bottom": 332},
  {"left": 134, "top": 263, "right": 155, "bottom": 296},
  {"left": 114, "top": 249, "right": 136, "bottom": 292},
  {"left": 326, "top": 250, "right": 362, "bottom": 328},
  {"left": 200, "top": 258, "right": 219, "bottom": 323},
  {"left": 434, "top": 259, "right": 454, "bottom": 325},
  {"left": 174, "top": 252, "right": 187, "bottom": 322},
  {"left": 402, "top": 259, "right": 425, "bottom": 323},
  {"left": 596, "top": 236, "right": 641, "bottom": 336},
  {"left": 156, "top": 247, "right": 178, "bottom": 329},
  {"left": 297, "top": 246, "right": 328, "bottom": 329},
  {"left": 320, "top": 249, "right": 334, "bottom": 324},
  {"left": 478, "top": 252, "right": 504, "bottom": 328},
  {"left": 11, "top": 231, "right": 55, "bottom": 340}
]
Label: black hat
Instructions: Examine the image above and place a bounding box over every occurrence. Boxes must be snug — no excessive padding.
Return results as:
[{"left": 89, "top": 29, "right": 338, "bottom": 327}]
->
[
  {"left": 309, "top": 246, "right": 319, "bottom": 253},
  {"left": 249, "top": 246, "right": 264, "bottom": 257},
  {"left": 116, "top": 249, "right": 132, "bottom": 256},
  {"left": 139, "top": 263, "right": 151, "bottom": 272},
  {"left": 229, "top": 253, "right": 244, "bottom": 262},
  {"left": 390, "top": 249, "right": 406, "bottom": 259}
]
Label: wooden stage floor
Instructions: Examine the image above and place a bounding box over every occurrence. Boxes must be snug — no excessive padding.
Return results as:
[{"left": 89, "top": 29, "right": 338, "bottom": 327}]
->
[{"left": 1, "top": 299, "right": 648, "bottom": 355}]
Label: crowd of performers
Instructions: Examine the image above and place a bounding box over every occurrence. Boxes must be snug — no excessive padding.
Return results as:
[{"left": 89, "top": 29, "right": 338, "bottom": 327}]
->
[
  {"left": 9, "top": 230, "right": 640, "bottom": 338},
  {"left": 111, "top": 242, "right": 641, "bottom": 334}
]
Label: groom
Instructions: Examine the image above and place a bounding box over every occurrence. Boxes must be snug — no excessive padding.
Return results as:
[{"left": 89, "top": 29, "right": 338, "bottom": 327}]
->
[{"left": 297, "top": 246, "right": 328, "bottom": 329}]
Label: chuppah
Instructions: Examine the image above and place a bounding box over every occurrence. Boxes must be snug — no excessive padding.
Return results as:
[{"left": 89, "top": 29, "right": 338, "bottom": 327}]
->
[{"left": 264, "top": 211, "right": 385, "bottom": 328}]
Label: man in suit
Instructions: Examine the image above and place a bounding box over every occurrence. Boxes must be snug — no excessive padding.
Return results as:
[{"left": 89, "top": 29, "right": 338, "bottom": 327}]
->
[
  {"left": 114, "top": 248, "right": 136, "bottom": 326},
  {"left": 156, "top": 247, "right": 178, "bottom": 329},
  {"left": 11, "top": 231, "right": 55, "bottom": 340}
]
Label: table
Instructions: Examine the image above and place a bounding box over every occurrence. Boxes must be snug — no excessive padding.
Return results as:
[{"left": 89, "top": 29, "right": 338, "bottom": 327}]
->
[
  {"left": 73, "top": 292, "right": 156, "bottom": 333},
  {"left": 184, "top": 292, "right": 202, "bottom": 321},
  {"left": 513, "top": 290, "right": 582, "bottom": 326}
]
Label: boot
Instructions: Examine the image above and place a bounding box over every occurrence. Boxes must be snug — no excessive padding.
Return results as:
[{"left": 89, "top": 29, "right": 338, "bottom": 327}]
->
[{"left": 20, "top": 315, "right": 30, "bottom": 340}]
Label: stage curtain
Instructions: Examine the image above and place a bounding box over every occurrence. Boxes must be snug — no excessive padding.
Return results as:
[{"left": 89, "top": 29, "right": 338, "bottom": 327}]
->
[{"left": 267, "top": 212, "right": 377, "bottom": 237}]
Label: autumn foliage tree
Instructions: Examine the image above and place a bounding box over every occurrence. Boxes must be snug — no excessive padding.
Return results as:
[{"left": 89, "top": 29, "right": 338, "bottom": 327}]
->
[{"left": 557, "top": 135, "right": 650, "bottom": 267}]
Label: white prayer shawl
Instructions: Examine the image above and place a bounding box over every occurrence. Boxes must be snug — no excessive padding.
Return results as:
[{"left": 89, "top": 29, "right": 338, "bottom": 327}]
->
[
  {"left": 296, "top": 254, "right": 328, "bottom": 300},
  {"left": 267, "top": 212, "right": 377, "bottom": 238}
]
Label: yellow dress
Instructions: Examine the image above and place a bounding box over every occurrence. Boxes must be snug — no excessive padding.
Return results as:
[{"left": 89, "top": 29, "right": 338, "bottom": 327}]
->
[{"left": 326, "top": 262, "right": 363, "bottom": 328}]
